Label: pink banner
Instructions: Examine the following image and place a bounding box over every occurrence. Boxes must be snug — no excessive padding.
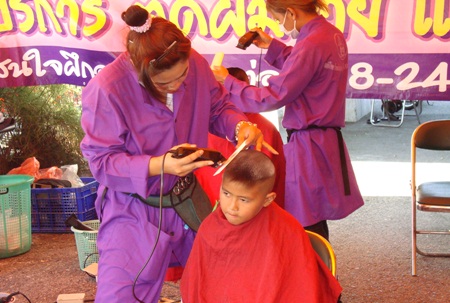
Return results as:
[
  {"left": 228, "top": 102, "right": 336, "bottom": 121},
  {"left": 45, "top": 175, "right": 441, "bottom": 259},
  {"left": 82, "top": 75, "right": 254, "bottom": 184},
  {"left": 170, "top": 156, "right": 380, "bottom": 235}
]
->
[{"left": 1, "top": 0, "right": 449, "bottom": 100}]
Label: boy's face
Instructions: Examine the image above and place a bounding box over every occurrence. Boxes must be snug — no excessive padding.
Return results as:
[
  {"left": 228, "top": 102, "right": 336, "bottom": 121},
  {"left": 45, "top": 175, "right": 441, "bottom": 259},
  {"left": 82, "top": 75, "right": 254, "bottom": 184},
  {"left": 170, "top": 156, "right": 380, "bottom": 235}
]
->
[{"left": 219, "top": 178, "right": 275, "bottom": 225}]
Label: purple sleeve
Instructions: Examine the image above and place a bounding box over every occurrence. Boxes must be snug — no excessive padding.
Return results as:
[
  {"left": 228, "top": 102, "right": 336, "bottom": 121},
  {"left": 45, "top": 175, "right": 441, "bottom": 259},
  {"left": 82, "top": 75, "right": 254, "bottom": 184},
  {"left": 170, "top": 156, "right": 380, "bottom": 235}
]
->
[
  {"left": 80, "top": 82, "right": 152, "bottom": 197},
  {"left": 264, "top": 39, "right": 293, "bottom": 70},
  {"left": 224, "top": 39, "right": 318, "bottom": 113}
]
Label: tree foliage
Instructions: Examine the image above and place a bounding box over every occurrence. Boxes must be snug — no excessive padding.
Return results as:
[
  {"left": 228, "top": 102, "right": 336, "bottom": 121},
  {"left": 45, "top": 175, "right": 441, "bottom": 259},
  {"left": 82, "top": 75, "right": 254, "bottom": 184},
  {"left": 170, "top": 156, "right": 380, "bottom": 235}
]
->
[{"left": 0, "top": 85, "right": 88, "bottom": 175}]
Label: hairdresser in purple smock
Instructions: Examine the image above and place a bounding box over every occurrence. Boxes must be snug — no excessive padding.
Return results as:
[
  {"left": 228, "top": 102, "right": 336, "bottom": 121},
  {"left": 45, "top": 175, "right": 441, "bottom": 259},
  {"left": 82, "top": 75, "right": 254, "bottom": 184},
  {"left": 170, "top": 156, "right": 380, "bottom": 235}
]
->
[
  {"left": 213, "top": 0, "right": 364, "bottom": 240},
  {"left": 80, "top": 5, "right": 269, "bottom": 303}
]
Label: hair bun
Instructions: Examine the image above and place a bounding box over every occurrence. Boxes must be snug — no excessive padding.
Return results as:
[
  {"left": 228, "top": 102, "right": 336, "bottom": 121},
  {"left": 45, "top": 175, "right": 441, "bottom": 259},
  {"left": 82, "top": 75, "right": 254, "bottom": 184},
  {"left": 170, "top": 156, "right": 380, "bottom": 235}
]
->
[{"left": 122, "top": 5, "right": 149, "bottom": 27}]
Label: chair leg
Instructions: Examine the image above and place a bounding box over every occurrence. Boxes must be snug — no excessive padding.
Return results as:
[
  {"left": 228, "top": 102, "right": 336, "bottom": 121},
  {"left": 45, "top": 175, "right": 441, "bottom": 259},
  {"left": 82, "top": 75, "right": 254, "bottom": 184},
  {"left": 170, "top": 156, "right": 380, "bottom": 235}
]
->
[
  {"left": 412, "top": 204, "right": 450, "bottom": 276},
  {"left": 416, "top": 247, "right": 450, "bottom": 257},
  {"left": 412, "top": 199, "right": 417, "bottom": 276},
  {"left": 370, "top": 100, "right": 405, "bottom": 127},
  {"left": 369, "top": 99, "right": 378, "bottom": 125},
  {"left": 411, "top": 101, "right": 421, "bottom": 124}
]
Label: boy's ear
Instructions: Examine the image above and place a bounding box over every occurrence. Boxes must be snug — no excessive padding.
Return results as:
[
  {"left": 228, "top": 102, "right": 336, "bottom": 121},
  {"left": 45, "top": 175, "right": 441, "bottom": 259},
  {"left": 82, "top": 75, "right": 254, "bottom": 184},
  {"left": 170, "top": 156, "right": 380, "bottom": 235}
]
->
[{"left": 263, "top": 192, "right": 276, "bottom": 207}]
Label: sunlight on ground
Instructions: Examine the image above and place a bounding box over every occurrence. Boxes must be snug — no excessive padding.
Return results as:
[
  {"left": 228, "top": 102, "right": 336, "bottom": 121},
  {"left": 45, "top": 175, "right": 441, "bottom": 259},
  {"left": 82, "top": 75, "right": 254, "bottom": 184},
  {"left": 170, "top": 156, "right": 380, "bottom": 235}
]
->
[{"left": 352, "top": 161, "right": 450, "bottom": 197}]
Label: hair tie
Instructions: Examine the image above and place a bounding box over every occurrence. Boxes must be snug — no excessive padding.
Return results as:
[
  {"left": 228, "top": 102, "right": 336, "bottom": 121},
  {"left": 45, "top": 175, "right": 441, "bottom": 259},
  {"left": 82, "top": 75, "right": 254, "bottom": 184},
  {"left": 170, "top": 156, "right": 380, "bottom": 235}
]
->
[{"left": 129, "top": 17, "right": 152, "bottom": 33}]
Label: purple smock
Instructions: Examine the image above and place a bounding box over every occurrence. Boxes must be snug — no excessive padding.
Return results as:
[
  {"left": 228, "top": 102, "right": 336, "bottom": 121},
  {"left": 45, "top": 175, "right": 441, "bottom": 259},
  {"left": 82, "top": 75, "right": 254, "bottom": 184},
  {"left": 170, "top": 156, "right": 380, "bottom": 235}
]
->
[
  {"left": 80, "top": 49, "right": 247, "bottom": 303},
  {"left": 224, "top": 16, "right": 364, "bottom": 227}
]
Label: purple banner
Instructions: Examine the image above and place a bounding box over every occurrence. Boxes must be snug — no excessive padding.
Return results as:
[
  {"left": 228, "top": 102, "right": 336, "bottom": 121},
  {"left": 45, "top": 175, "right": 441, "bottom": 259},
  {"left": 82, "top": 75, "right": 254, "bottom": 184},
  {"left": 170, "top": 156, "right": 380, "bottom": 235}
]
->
[
  {"left": 1, "top": 0, "right": 449, "bottom": 101},
  {"left": 347, "top": 53, "right": 450, "bottom": 101},
  {"left": 3, "top": 48, "right": 447, "bottom": 101},
  {"left": 0, "top": 46, "right": 118, "bottom": 87}
]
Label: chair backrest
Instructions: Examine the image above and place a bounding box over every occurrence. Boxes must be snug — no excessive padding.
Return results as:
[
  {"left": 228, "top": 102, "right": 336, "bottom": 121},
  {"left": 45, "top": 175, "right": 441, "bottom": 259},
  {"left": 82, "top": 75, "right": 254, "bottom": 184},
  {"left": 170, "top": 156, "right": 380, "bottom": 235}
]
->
[
  {"left": 411, "top": 120, "right": 450, "bottom": 192},
  {"left": 306, "top": 230, "right": 337, "bottom": 277},
  {"left": 413, "top": 120, "right": 450, "bottom": 150}
]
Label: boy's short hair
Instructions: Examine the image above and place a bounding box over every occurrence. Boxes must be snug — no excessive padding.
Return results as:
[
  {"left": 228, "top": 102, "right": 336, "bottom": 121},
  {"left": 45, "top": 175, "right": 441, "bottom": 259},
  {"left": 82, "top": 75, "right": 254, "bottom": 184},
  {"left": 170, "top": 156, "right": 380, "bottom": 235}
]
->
[
  {"left": 227, "top": 67, "right": 249, "bottom": 84},
  {"left": 223, "top": 149, "right": 275, "bottom": 190}
]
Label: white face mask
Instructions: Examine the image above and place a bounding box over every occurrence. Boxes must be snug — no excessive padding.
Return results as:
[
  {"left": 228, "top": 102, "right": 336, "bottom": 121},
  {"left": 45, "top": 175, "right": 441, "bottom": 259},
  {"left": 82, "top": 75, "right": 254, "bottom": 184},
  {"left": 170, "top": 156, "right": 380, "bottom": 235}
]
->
[{"left": 279, "top": 11, "right": 299, "bottom": 39}]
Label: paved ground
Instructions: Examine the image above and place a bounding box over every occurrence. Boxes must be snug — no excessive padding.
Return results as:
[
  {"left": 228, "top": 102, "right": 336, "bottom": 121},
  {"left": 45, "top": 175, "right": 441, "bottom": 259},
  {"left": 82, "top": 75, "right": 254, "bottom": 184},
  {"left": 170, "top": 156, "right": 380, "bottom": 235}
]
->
[
  {"left": 335, "top": 100, "right": 450, "bottom": 303},
  {"left": 1, "top": 100, "right": 449, "bottom": 302}
]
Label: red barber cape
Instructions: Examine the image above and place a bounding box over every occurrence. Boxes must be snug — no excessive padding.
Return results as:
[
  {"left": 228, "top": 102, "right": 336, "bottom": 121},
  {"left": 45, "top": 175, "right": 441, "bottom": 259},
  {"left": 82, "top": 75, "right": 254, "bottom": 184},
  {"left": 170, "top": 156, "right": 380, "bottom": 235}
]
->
[{"left": 181, "top": 203, "right": 342, "bottom": 302}]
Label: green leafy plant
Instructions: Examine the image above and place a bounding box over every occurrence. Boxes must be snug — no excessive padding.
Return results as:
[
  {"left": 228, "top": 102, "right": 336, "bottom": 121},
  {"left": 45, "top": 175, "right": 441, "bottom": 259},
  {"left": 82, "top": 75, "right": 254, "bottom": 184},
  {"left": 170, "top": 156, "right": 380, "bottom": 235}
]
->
[{"left": 0, "top": 84, "right": 89, "bottom": 175}]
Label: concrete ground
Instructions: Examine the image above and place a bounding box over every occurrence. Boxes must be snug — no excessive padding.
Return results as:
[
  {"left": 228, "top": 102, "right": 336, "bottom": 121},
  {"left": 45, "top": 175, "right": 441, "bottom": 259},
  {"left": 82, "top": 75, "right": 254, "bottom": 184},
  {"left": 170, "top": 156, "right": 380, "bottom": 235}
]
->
[
  {"left": 333, "top": 100, "right": 450, "bottom": 303},
  {"left": 1, "top": 100, "right": 449, "bottom": 302}
]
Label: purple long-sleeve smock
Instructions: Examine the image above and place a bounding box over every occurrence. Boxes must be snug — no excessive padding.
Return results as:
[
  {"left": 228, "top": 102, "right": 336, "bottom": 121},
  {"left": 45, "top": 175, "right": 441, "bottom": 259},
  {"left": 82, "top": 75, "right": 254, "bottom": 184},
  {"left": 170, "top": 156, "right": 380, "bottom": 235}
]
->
[
  {"left": 80, "top": 49, "right": 247, "bottom": 303},
  {"left": 224, "top": 16, "right": 364, "bottom": 227}
]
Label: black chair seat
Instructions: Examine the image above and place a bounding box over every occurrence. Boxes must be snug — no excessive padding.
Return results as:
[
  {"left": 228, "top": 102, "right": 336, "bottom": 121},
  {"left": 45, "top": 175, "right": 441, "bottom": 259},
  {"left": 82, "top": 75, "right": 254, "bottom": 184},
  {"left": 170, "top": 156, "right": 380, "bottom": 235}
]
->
[{"left": 417, "top": 182, "right": 450, "bottom": 206}]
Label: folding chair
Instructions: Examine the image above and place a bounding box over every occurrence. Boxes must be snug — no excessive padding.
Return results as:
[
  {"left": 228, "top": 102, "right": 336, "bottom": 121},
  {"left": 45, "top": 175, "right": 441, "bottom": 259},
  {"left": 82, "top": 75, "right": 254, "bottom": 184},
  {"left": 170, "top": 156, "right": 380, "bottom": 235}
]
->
[
  {"left": 306, "top": 230, "right": 337, "bottom": 277},
  {"left": 411, "top": 119, "right": 450, "bottom": 276},
  {"left": 369, "top": 99, "right": 422, "bottom": 127}
]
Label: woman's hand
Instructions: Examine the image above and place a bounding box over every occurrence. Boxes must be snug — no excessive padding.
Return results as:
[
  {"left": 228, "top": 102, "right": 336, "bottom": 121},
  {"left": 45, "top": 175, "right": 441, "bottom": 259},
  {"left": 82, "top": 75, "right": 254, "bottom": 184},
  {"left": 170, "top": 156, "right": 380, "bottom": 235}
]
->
[
  {"left": 211, "top": 65, "right": 229, "bottom": 84},
  {"left": 236, "top": 122, "right": 279, "bottom": 155},
  {"left": 211, "top": 27, "right": 272, "bottom": 83},
  {"left": 149, "top": 143, "right": 214, "bottom": 177},
  {"left": 250, "top": 27, "right": 273, "bottom": 49}
]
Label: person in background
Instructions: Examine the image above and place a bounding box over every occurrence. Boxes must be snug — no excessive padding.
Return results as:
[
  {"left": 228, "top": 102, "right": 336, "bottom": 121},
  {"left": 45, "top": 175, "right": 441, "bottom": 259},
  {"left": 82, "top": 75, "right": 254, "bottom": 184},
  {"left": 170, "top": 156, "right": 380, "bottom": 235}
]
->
[
  {"left": 80, "top": 5, "right": 271, "bottom": 303},
  {"left": 212, "top": 0, "right": 364, "bottom": 241},
  {"left": 195, "top": 66, "right": 286, "bottom": 208},
  {"left": 181, "top": 150, "right": 342, "bottom": 302}
]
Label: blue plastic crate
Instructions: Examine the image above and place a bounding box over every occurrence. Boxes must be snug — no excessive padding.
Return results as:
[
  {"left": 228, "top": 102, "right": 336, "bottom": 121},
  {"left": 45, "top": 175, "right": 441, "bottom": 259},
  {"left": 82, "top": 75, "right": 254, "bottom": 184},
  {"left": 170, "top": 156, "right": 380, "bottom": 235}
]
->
[{"left": 31, "top": 177, "right": 99, "bottom": 233}]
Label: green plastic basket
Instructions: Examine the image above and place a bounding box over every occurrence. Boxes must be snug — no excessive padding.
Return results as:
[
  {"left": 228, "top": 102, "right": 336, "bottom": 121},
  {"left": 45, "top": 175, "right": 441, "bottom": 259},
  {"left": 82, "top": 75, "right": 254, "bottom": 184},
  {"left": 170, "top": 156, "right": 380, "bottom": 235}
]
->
[
  {"left": 71, "top": 219, "right": 100, "bottom": 270},
  {"left": 0, "top": 174, "right": 33, "bottom": 258}
]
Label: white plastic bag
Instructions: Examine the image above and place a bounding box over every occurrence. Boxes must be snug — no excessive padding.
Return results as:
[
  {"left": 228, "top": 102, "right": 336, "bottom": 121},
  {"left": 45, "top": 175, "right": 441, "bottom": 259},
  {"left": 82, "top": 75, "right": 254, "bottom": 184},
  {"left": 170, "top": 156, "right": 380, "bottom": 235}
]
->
[{"left": 61, "top": 164, "right": 85, "bottom": 187}]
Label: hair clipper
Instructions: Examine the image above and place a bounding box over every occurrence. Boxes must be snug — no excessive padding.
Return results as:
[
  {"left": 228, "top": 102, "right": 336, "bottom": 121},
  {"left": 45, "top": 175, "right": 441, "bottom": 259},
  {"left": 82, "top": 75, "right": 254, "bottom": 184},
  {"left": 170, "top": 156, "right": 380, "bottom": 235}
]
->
[
  {"left": 170, "top": 147, "right": 226, "bottom": 168},
  {"left": 236, "top": 30, "right": 259, "bottom": 50}
]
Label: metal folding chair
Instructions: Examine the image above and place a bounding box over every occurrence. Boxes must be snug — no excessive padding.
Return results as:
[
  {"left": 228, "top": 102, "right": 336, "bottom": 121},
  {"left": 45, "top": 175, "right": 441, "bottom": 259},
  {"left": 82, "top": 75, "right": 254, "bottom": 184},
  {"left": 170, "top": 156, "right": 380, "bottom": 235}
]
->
[
  {"left": 411, "top": 119, "right": 450, "bottom": 276},
  {"left": 369, "top": 99, "right": 422, "bottom": 127}
]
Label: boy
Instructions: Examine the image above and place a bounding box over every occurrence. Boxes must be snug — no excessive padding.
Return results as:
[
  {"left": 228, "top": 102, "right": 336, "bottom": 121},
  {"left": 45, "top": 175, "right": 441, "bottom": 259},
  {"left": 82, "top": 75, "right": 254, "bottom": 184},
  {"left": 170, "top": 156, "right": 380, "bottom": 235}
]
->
[{"left": 181, "top": 150, "right": 342, "bottom": 302}]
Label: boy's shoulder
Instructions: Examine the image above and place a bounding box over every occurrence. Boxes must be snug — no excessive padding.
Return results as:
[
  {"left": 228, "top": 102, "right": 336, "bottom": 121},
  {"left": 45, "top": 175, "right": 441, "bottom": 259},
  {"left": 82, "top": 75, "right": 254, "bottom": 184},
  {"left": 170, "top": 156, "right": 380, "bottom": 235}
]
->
[{"left": 267, "top": 203, "right": 306, "bottom": 231}]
